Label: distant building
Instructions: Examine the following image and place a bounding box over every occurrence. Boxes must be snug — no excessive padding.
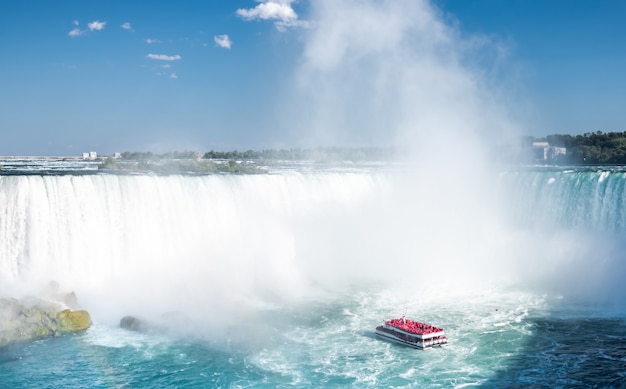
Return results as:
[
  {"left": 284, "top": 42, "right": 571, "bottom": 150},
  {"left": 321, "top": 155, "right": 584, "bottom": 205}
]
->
[
  {"left": 532, "top": 142, "right": 566, "bottom": 162},
  {"left": 114, "top": 152, "right": 122, "bottom": 159},
  {"left": 82, "top": 151, "right": 98, "bottom": 160},
  {"left": 548, "top": 146, "right": 567, "bottom": 160}
]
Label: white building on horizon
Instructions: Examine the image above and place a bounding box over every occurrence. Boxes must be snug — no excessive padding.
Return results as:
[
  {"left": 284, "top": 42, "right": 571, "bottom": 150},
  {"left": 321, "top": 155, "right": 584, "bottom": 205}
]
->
[{"left": 532, "top": 142, "right": 566, "bottom": 162}]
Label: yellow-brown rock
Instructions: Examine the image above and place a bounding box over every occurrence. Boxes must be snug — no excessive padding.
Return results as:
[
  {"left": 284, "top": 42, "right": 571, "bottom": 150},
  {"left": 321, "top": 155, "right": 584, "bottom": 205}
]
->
[
  {"left": 57, "top": 309, "right": 91, "bottom": 332},
  {"left": 1, "top": 296, "right": 92, "bottom": 349}
]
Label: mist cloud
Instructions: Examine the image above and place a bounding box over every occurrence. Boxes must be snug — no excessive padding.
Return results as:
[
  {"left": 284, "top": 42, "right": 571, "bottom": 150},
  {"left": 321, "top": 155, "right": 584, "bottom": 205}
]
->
[
  {"left": 276, "top": 0, "right": 530, "bottom": 296},
  {"left": 290, "top": 0, "right": 520, "bottom": 159}
]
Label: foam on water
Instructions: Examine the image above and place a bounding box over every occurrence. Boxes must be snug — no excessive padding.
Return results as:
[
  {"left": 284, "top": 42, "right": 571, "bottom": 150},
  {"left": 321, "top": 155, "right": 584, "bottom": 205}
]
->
[{"left": 1, "top": 283, "right": 625, "bottom": 387}]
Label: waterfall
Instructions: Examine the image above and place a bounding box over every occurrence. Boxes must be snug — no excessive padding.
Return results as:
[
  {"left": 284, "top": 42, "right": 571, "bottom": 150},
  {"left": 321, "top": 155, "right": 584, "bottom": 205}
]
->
[
  {"left": 2, "top": 167, "right": 626, "bottom": 324},
  {"left": 498, "top": 168, "right": 626, "bottom": 232},
  {"left": 495, "top": 167, "right": 626, "bottom": 309},
  {"left": 0, "top": 173, "right": 391, "bottom": 323}
]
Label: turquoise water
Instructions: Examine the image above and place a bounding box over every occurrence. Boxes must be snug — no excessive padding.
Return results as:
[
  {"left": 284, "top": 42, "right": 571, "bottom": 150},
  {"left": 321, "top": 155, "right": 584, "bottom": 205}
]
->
[
  {"left": 2, "top": 164, "right": 626, "bottom": 387},
  {"left": 3, "top": 288, "right": 624, "bottom": 387}
]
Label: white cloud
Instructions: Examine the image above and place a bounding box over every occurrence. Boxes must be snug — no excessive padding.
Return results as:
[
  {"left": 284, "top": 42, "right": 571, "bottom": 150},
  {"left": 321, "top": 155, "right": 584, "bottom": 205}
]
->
[
  {"left": 68, "top": 20, "right": 85, "bottom": 37},
  {"left": 161, "top": 64, "right": 172, "bottom": 69},
  {"left": 214, "top": 34, "right": 232, "bottom": 49},
  {"left": 146, "top": 38, "right": 161, "bottom": 44},
  {"left": 68, "top": 27, "right": 84, "bottom": 37},
  {"left": 88, "top": 20, "right": 106, "bottom": 31},
  {"left": 121, "top": 22, "right": 133, "bottom": 31},
  {"left": 68, "top": 20, "right": 110, "bottom": 37},
  {"left": 170, "top": 73, "right": 178, "bottom": 79},
  {"left": 237, "top": 0, "right": 305, "bottom": 31},
  {"left": 146, "top": 54, "right": 182, "bottom": 61}
]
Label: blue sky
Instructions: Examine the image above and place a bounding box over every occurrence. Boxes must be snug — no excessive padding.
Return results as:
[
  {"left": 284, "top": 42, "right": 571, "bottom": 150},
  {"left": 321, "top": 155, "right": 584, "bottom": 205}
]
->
[{"left": 1, "top": 0, "right": 625, "bottom": 156}]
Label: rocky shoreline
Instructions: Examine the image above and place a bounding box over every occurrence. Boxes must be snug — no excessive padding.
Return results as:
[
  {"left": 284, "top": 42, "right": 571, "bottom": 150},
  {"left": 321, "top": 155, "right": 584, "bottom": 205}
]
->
[{"left": 0, "top": 289, "right": 91, "bottom": 350}]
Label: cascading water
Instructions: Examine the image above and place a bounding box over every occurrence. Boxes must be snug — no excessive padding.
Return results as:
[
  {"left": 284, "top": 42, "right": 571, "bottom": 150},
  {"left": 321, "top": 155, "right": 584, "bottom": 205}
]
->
[
  {"left": 499, "top": 167, "right": 626, "bottom": 231},
  {"left": 1, "top": 166, "right": 625, "bottom": 387},
  {"left": 0, "top": 172, "right": 395, "bottom": 324},
  {"left": 495, "top": 167, "right": 626, "bottom": 309}
]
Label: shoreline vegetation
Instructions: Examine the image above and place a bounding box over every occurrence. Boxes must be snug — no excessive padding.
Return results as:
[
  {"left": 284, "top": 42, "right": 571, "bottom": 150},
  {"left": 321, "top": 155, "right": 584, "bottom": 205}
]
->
[
  {"left": 517, "top": 131, "right": 626, "bottom": 165},
  {"left": 98, "top": 131, "right": 626, "bottom": 174},
  {"left": 97, "top": 147, "right": 397, "bottom": 174},
  {"left": 99, "top": 156, "right": 265, "bottom": 174},
  {"left": 3, "top": 131, "right": 626, "bottom": 174}
]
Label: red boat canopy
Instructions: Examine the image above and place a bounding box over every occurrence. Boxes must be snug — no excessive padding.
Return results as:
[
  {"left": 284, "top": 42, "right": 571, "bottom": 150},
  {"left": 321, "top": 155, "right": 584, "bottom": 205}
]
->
[{"left": 385, "top": 318, "right": 443, "bottom": 335}]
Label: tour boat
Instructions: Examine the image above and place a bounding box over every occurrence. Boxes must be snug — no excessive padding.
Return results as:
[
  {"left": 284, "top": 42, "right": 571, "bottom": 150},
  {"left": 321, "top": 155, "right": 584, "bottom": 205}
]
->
[{"left": 375, "top": 317, "right": 448, "bottom": 349}]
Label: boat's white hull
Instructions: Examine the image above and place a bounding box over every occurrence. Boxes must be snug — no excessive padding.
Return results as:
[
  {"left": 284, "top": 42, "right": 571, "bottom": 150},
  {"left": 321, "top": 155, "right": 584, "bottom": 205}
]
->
[{"left": 375, "top": 328, "right": 448, "bottom": 350}]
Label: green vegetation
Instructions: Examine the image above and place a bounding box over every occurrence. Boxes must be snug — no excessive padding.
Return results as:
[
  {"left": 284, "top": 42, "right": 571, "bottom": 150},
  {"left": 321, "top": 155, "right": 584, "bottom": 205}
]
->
[
  {"left": 498, "top": 131, "right": 626, "bottom": 165},
  {"left": 116, "top": 147, "right": 396, "bottom": 163},
  {"left": 98, "top": 147, "right": 397, "bottom": 174},
  {"left": 541, "top": 131, "right": 626, "bottom": 164},
  {"left": 202, "top": 147, "right": 396, "bottom": 162},
  {"left": 96, "top": 133, "right": 626, "bottom": 172},
  {"left": 99, "top": 155, "right": 263, "bottom": 174}
]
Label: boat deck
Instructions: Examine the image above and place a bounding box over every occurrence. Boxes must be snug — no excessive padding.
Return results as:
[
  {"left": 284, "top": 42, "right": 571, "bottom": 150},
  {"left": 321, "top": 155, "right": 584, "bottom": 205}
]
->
[{"left": 375, "top": 317, "right": 448, "bottom": 349}]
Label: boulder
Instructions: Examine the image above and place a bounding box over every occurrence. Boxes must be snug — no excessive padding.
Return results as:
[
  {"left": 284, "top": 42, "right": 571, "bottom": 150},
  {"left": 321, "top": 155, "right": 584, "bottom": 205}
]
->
[
  {"left": 119, "top": 312, "right": 189, "bottom": 333},
  {"left": 57, "top": 309, "right": 91, "bottom": 332},
  {"left": 0, "top": 297, "right": 91, "bottom": 349},
  {"left": 120, "top": 315, "right": 144, "bottom": 332}
]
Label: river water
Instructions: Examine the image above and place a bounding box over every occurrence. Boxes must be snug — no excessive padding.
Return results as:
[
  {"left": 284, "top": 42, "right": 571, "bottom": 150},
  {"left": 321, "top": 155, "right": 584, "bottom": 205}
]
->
[{"left": 1, "top": 160, "right": 625, "bottom": 387}]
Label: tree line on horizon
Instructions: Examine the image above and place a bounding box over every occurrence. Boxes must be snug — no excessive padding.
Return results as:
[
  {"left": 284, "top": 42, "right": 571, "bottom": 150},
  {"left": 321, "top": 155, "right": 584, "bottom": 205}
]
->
[
  {"left": 118, "top": 147, "right": 397, "bottom": 162},
  {"left": 112, "top": 131, "right": 626, "bottom": 166},
  {"left": 531, "top": 131, "right": 626, "bottom": 165},
  {"left": 98, "top": 147, "right": 397, "bottom": 174}
]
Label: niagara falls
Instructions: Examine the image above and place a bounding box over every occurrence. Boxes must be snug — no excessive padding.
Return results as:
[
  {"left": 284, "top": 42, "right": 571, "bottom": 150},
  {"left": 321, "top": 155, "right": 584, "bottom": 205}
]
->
[
  {"left": 2, "top": 159, "right": 625, "bottom": 387},
  {"left": 2, "top": 0, "right": 626, "bottom": 388}
]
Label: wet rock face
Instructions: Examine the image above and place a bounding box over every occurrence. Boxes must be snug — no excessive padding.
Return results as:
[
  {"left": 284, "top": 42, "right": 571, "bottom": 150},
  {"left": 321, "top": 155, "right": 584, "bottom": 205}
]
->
[
  {"left": 119, "top": 311, "right": 190, "bottom": 334},
  {"left": 0, "top": 297, "right": 91, "bottom": 349},
  {"left": 57, "top": 309, "right": 91, "bottom": 332},
  {"left": 120, "top": 315, "right": 144, "bottom": 332}
]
